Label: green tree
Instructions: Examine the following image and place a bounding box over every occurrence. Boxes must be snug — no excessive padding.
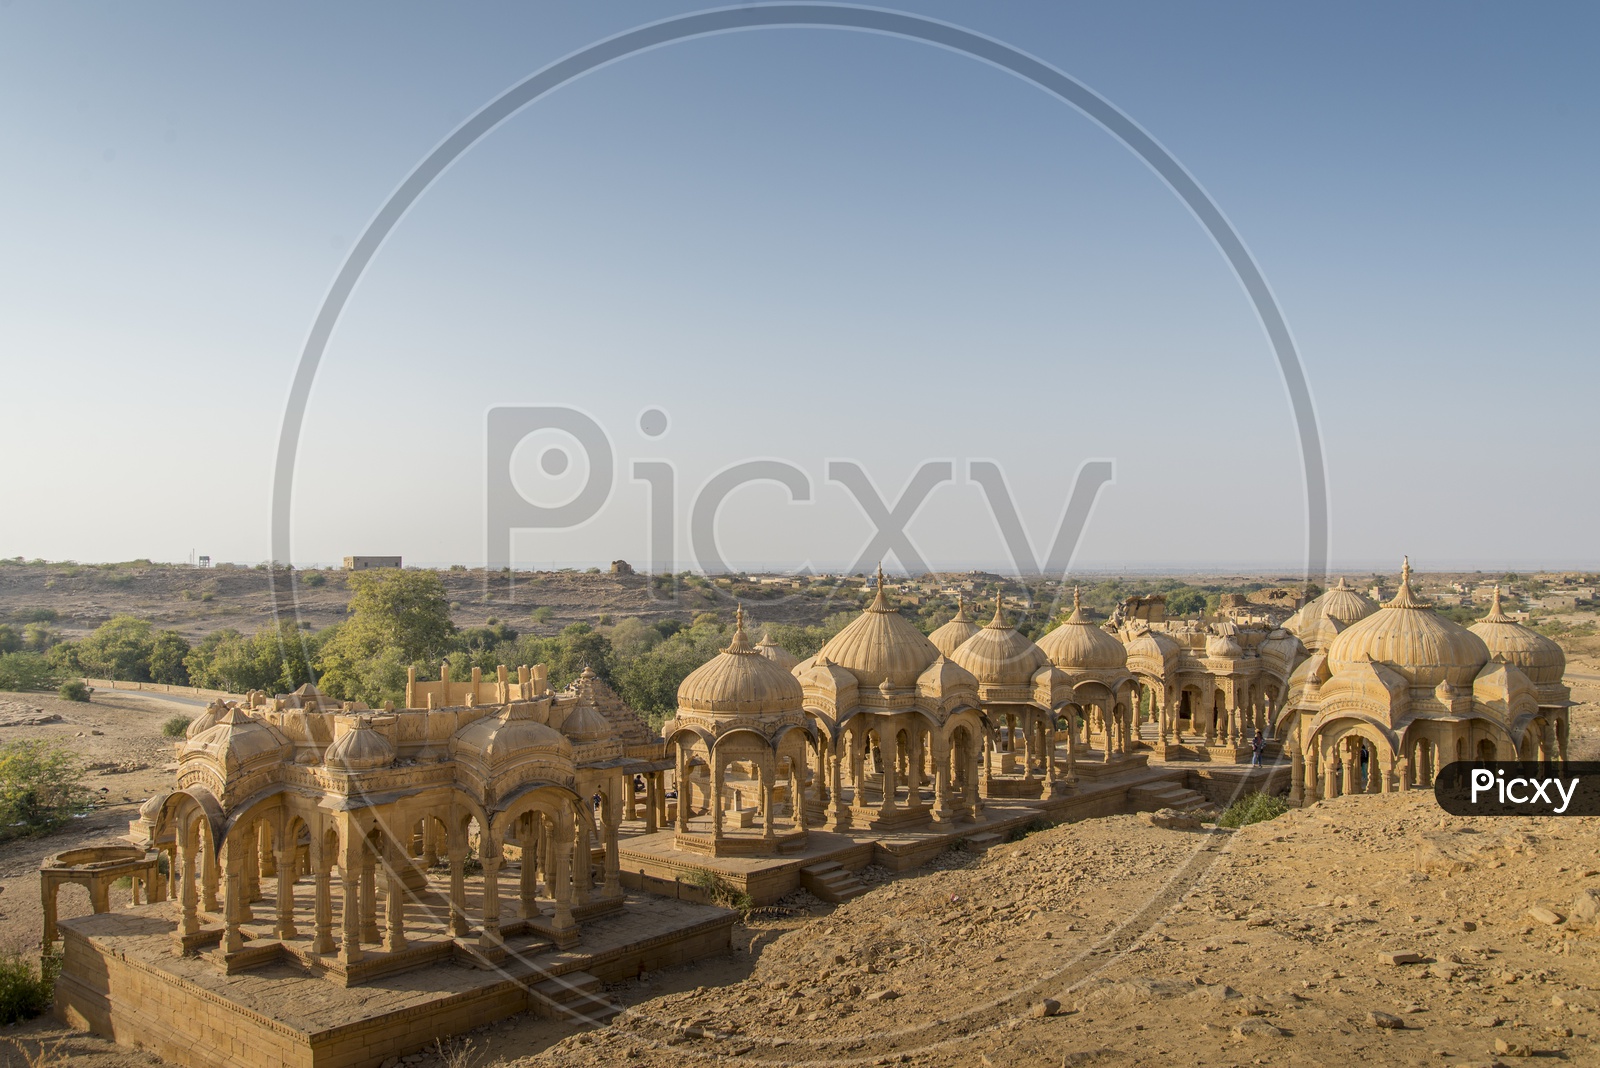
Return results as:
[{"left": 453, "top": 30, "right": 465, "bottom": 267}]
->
[
  {"left": 147, "top": 631, "right": 192, "bottom": 685},
  {"left": 21, "top": 623, "right": 59, "bottom": 653},
  {"left": 0, "top": 653, "right": 61, "bottom": 692},
  {"left": 72, "top": 615, "right": 158, "bottom": 680},
  {"left": 0, "top": 626, "right": 18, "bottom": 655},
  {"left": 0, "top": 739, "right": 92, "bottom": 839},
  {"left": 611, "top": 620, "right": 728, "bottom": 728},
  {"left": 317, "top": 570, "right": 455, "bottom": 703}
]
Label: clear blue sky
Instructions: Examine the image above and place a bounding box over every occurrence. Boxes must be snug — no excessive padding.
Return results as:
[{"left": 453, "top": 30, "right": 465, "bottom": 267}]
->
[{"left": 1, "top": 2, "right": 1595, "bottom": 575}]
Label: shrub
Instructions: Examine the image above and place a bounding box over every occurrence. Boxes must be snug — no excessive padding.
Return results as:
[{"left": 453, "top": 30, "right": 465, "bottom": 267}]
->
[
  {"left": 0, "top": 948, "right": 59, "bottom": 1024},
  {"left": 0, "top": 740, "right": 93, "bottom": 840},
  {"left": 689, "top": 869, "right": 754, "bottom": 914},
  {"left": 300, "top": 571, "right": 326, "bottom": 588},
  {"left": 162, "top": 715, "right": 192, "bottom": 738},
  {"left": 0, "top": 652, "right": 61, "bottom": 692},
  {"left": 1217, "top": 791, "right": 1290, "bottom": 829},
  {"left": 57, "top": 680, "right": 91, "bottom": 702}
]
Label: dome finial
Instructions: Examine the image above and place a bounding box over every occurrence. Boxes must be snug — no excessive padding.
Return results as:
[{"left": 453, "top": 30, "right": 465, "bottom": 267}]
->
[
  {"left": 1388, "top": 555, "right": 1422, "bottom": 608},
  {"left": 988, "top": 591, "right": 1006, "bottom": 628},
  {"left": 867, "top": 564, "right": 892, "bottom": 612},
  {"left": 1480, "top": 583, "right": 1513, "bottom": 623},
  {"left": 724, "top": 606, "right": 754, "bottom": 654},
  {"left": 1065, "top": 586, "right": 1087, "bottom": 624}
]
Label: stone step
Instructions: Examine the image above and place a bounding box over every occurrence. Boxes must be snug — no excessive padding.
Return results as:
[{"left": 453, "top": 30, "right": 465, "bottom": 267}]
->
[
  {"left": 964, "top": 831, "right": 1004, "bottom": 849},
  {"left": 801, "top": 863, "right": 868, "bottom": 903},
  {"left": 1128, "top": 782, "right": 1210, "bottom": 812},
  {"left": 530, "top": 970, "right": 623, "bottom": 1024}
]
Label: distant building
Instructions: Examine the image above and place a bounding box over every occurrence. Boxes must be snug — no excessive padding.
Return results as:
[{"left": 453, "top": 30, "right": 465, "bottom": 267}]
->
[{"left": 343, "top": 556, "right": 402, "bottom": 571}]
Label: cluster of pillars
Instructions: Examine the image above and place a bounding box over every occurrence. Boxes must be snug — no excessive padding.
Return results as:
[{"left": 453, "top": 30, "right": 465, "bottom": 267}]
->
[
  {"left": 1154, "top": 685, "right": 1277, "bottom": 747},
  {"left": 676, "top": 749, "right": 807, "bottom": 845},
  {"left": 1076, "top": 701, "right": 1132, "bottom": 759},
  {"left": 173, "top": 805, "right": 615, "bottom": 967},
  {"left": 998, "top": 709, "right": 1069, "bottom": 777},
  {"left": 825, "top": 721, "right": 983, "bottom": 825},
  {"left": 624, "top": 771, "right": 670, "bottom": 833}
]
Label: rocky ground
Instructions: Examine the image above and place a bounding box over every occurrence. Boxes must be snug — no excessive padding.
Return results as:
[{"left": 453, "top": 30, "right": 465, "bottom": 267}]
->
[{"left": 494, "top": 792, "right": 1600, "bottom": 1068}]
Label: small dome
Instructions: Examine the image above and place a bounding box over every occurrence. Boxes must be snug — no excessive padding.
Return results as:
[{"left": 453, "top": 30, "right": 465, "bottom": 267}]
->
[
  {"left": 929, "top": 594, "right": 982, "bottom": 656},
  {"left": 1206, "top": 633, "right": 1244, "bottom": 659},
  {"left": 182, "top": 706, "right": 292, "bottom": 775},
  {"left": 452, "top": 699, "right": 573, "bottom": 768},
  {"left": 754, "top": 631, "right": 800, "bottom": 672},
  {"left": 1037, "top": 590, "right": 1127, "bottom": 672},
  {"left": 678, "top": 608, "right": 805, "bottom": 714},
  {"left": 1326, "top": 558, "right": 1489, "bottom": 688},
  {"left": 1469, "top": 586, "right": 1565, "bottom": 685},
  {"left": 1123, "top": 627, "right": 1179, "bottom": 665},
  {"left": 949, "top": 595, "right": 1049, "bottom": 686},
  {"left": 325, "top": 716, "right": 395, "bottom": 771},
  {"left": 185, "top": 699, "right": 228, "bottom": 739},
  {"left": 915, "top": 654, "right": 978, "bottom": 695},
  {"left": 139, "top": 790, "right": 173, "bottom": 821},
  {"left": 1286, "top": 577, "right": 1377, "bottom": 638},
  {"left": 815, "top": 568, "right": 940, "bottom": 689},
  {"left": 561, "top": 703, "right": 613, "bottom": 744}
]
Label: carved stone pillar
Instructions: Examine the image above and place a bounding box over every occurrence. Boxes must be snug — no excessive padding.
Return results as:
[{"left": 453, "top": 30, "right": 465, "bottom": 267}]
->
[
  {"left": 358, "top": 844, "right": 379, "bottom": 944},
  {"left": 312, "top": 843, "right": 334, "bottom": 954},
  {"left": 274, "top": 847, "right": 298, "bottom": 941},
  {"left": 383, "top": 843, "right": 407, "bottom": 953},
  {"left": 447, "top": 848, "right": 470, "bottom": 937},
  {"left": 711, "top": 758, "right": 725, "bottom": 840},
  {"left": 479, "top": 854, "right": 503, "bottom": 949}
]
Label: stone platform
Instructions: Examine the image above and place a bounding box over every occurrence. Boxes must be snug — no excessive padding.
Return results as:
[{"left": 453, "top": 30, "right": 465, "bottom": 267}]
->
[
  {"left": 619, "top": 760, "right": 1199, "bottom": 904},
  {"left": 54, "top": 893, "right": 735, "bottom": 1068}
]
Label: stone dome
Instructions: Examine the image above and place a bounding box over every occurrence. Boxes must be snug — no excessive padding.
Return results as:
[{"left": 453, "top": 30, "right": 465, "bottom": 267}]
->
[
  {"left": 1206, "top": 633, "right": 1245, "bottom": 659},
  {"left": 1287, "top": 577, "right": 1377, "bottom": 636},
  {"left": 1326, "top": 559, "right": 1489, "bottom": 689},
  {"left": 949, "top": 596, "right": 1049, "bottom": 687},
  {"left": 561, "top": 703, "right": 613, "bottom": 744},
  {"left": 182, "top": 706, "right": 292, "bottom": 775},
  {"left": 1469, "top": 586, "right": 1565, "bottom": 686},
  {"left": 754, "top": 631, "right": 800, "bottom": 672},
  {"left": 185, "top": 699, "right": 228, "bottom": 739},
  {"left": 452, "top": 700, "right": 572, "bottom": 768},
  {"left": 815, "top": 569, "right": 940, "bottom": 689},
  {"left": 1037, "top": 590, "right": 1127, "bottom": 672},
  {"left": 1123, "top": 627, "right": 1179, "bottom": 664},
  {"left": 678, "top": 609, "right": 805, "bottom": 714},
  {"left": 929, "top": 594, "right": 982, "bottom": 657},
  {"left": 324, "top": 715, "right": 396, "bottom": 771},
  {"left": 138, "top": 790, "right": 173, "bottom": 821}
]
